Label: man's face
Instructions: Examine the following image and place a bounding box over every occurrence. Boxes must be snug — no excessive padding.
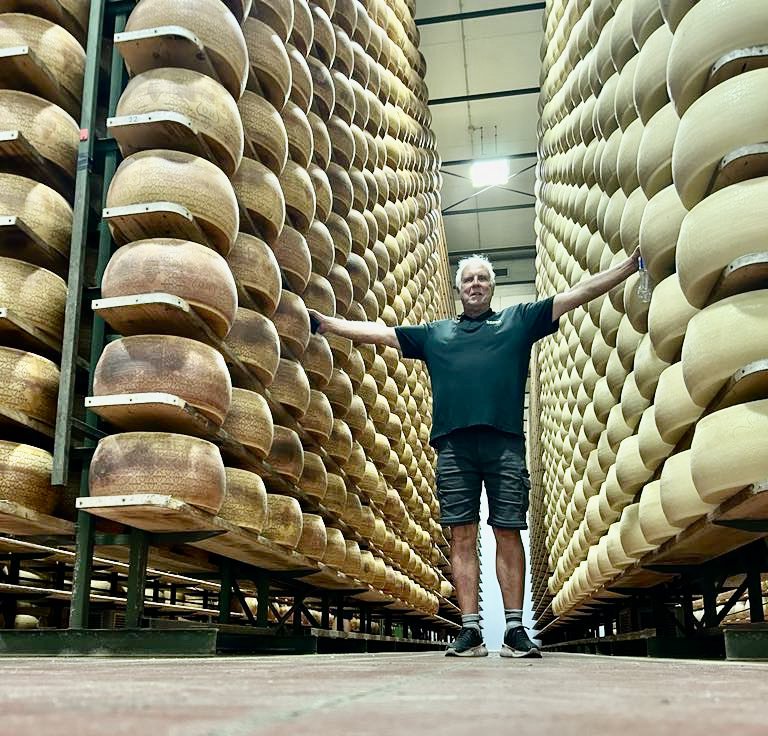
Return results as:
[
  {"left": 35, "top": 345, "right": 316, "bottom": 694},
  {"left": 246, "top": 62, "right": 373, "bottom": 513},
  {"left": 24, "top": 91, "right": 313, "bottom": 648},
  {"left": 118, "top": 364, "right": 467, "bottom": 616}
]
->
[{"left": 459, "top": 264, "right": 493, "bottom": 312}]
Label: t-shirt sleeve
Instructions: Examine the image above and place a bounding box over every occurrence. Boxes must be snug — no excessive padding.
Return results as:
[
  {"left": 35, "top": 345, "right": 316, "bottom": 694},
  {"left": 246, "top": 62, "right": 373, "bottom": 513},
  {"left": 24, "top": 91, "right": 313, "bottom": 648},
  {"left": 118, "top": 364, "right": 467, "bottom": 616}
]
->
[
  {"left": 519, "top": 295, "right": 559, "bottom": 343},
  {"left": 395, "top": 324, "right": 429, "bottom": 360}
]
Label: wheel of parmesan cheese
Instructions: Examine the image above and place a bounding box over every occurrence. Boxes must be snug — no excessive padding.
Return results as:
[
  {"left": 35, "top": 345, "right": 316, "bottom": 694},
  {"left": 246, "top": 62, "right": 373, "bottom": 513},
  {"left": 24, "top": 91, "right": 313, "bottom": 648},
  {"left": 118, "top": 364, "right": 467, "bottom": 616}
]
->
[
  {"left": 272, "top": 225, "right": 311, "bottom": 292},
  {"left": 617, "top": 118, "right": 644, "bottom": 195},
  {"left": 668, "top": 0, "right": 768, "bottom": 117},
  {"left": 673, "top": 69, "right": 768, "bottom": 210},
  {"left": 638, "top": 184, "right": 687, "bottom": 285},
  {"left": 616, "top": 434, "right": 654, "bottom": 497},
  {"left": 632, "top": 24, "right": 672, "bottom": 125},
  {"left": 638, "top": 479, "right": 683, "bottom": 544},
  {"left": 93, "top": 335, "right": 232, "bottom": 424},
  {"left": 101, "top": 238, "right": 238, "bottom": 338},
  {"left": 288, "top": 44, "right": 313, "bottom": 115},
  {"left": 219, "top": 467, "right": 268, "bottom": 531},
  {"left": 278, "top": 159, "right": 316, "bottom": 233},
  {"left": 637, "top": 102, "right": 679, "bottom": 198},
  {"left": 660, "top": 449, "right": 717, "bottom": 528},
  {"left": 231, "top": 157, "right": 286, "bottom": 246},
  {"left": 0, "top": 89, "right": 79, "bottom": 178},
  {"left": 677, "top": 177, "right": 768, "bottom": 308},
  {"left": 648, "top": 273, "right": 698, "bottom": 363},
  {"left": 0, "top": 441, "right": 57, "bottom": 515},
  {"left": 659, "top": 0, "right": 697, "bottom": 31},
  {"left": 89, "top": 432, "right": 225, "bottom": 513},
  {"left": 310, "top": 4, "right": 336, "bottom": 67},
  {"left": 299, "top": 334, "right": 333, "bottom": 388},
  {"left": 691, "top": 399, "right": 768, "bottom": 503},
  {"left": 243, "top": 17, "right": 292, "bottom": 109},
  {"left": 322, "top": 525, "right": 347, "bottom": 568},
  {"left": 308, "top": 164, "right": 332, "bottom": 222},
  {"left": 266, "top": 425, "right": 304, "bottom": 483},
  {"left": 633, "top": 334, "right": 670, "bottom": 400},
  {"left": 272, "top": 290, "right": 311, "bottom": 356},
  {"left": 106, "top": 150, "right": 239, "bottom": 256},
  {"left": 226, "top": 232, "right": 282, "bottom": 316},
  {"left": 249, "top": 0, "right": 295, "bottom": 43},
  {"left": 0, "top": 256, "right": 66, "bottom": 342},
  {"left": 618, "top": 500, "right": 656, "bottom": 559},
  {"left": 653, "top": 362, "right": 706, "bottom": 444},
  {"left": 681, "top": 290, "right": 768, "bottom": 407},
  {"left": 269, "top": 358, "right": 311, "bottom": 418},
  {"left": 237, "top": 92, "right": 288, "bottom": 175},
  {"left": 637, "top": 406, "right": 675, "bottom": 471},
  {"left": 323, "top": 471, "right": 347, "bottom": 514},
  {"left": 0, "top": 13, "right": 84, "bottom": 106},
  {"left": 222, "top": 387, "right": 274, "bottom": 457},
  {"left": 302, "top": 272, "right": 337, "bottom": 316},
  {"left": 263, "top": 493, "right": 303, "bottom": 548},
  {"left": 630, "top": 0, "right": 663, "bottom": 48},
  {"left": 298, "top": 450, "right": 327, "bottom": 500},
  {"left": 0, "top": 347, "right": 59, "bottom": 426},
  {"left": 297, "top": 513, "right": 327, "bottom": 560}
]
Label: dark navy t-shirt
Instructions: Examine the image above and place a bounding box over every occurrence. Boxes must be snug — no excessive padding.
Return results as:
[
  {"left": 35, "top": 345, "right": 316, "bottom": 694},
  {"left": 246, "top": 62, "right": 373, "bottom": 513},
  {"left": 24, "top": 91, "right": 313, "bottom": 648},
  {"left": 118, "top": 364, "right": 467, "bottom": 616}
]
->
[{"left": 395, "top": 297, "right": 558, "bottom": 445}]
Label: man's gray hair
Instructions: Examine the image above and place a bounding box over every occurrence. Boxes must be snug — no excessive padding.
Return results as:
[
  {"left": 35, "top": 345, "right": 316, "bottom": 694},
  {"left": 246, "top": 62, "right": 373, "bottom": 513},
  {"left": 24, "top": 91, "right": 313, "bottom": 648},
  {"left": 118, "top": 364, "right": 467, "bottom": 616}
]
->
[{"left": 454, "top": 254, "right": 496, "bottom": 290}]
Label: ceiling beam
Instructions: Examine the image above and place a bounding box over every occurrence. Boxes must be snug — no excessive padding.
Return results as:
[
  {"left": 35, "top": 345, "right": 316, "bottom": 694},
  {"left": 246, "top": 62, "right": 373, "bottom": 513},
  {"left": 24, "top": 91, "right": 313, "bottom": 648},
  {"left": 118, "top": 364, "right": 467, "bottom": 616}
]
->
[
  {"left": 442, "top": 203, "right": 535, "bottom": 216},
  {"left": 416, "top": 3, "right": 546, "bottom": 26},
  {"left": 442, "top": 152, "right": 537, "bottom": 166},
  {"left": 448, "top": 245, "right": 536, "bottom": 262},
  {"left": 429, "top": 87, "right": 540, "bottom": 105}
]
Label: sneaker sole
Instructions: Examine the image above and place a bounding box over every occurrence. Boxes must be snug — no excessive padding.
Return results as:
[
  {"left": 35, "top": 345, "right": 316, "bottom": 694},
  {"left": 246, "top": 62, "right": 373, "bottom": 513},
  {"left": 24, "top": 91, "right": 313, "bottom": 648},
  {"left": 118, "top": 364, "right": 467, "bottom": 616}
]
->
[
  {"left": 445, "top": 644, "right": 489, "bottom": 657},
  {"left": 500, "top": 644, "right": 541, "bottom": 659}
]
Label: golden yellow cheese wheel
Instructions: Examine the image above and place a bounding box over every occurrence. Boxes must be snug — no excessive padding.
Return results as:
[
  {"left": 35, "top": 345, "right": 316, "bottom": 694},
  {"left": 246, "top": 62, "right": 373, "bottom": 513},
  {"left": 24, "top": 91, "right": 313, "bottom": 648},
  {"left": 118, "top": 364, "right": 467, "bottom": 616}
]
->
[
  {"left": 690, "top": 399, "right": 768, "bottom": 504},
  {"left": 222, "top": 387, "right": 274, "bottom": 457},
  {"left": 327, "top": 418, "right": 353, "bottom": 463},
  {"left": 272, "top": 290, "right": 311, "bottom": 357},
  {"left": 278, "top": 159, "right": 316, "bottom": 234},
  {"left": 0, "top": 346, "right": 58, "bottom": 426},
  {"left": 250, "top": 0, "right": 294, "bottom": 43},
  {"left": 327, "top": 263, "right": 354, "bottom": 315},
  {"left": 106, "top": 149, "right": 239, "bottom": 256},
  {"left": 225, "top": 307, "right": 281, "bottom": 385},
  {"left": 647, "top": 273, "right": 698, "bottom": 364},
  {"left": 682, "top": 290, "right": 768, "bottom": 407},
  {"left": 220, "top": 467, "right": 268, "bottom": 531},
  {"left": 605, "top": 521, "right": 635, "bottom": 572},
  {"left": 322, "top": 525, "right": 347, "bottom": 568},
  {"left": 243, "top": 17, "right": 292, "bottom": 109},
  {"left": 638, "top": 184, "right": 687, "bottom": 285},
  {"left": 637, "top": 406, "right": 674, "bottom": 471},
  {"left": 673, "top": 69, "right": 768, "bottom": 210},
  {"left": 0, "top": 256, "right": 66, "bottom": 341},
  {"left": 89, "top": 432, "right": 225, "bottom": 513},
  {"left": 237, "top": 91, "right": 288, "bottom": 175},
  {"left": 0, "top": 440, "right": 57, "bottom": 515},
  {"left": 308, "top": 163, "right": 333, "bottom": 221},
  {"left": 280, "top": 100, "right": 314, "bottom": 169},
  {"left": 270, "top": 358, "right": 310, "bottom": 418},
  {"left": 299, "top": 450, "right": 327, "bottom": 500},
  {"left": 226, "top": 232, "right": 282, "bottom": 316},
  {"left": 324, "top": 367, "right": 353, "bottom": 416},
  {"left": 101, "top": 238, "right": 238, "bottom": 338},
  {"left": 0, "top": 13, "right": 84, "bottom": 104},
  {"left": 305, "top": 220, "right": 335, "bottom": 277},
  {"left": 272, "top": 225, "right": 311, "bottom": 292},
  {"left": 93, "top": 335, "right": 232, "bottom": 425},
  {"left": 0, "top": 90, "right": 78, "bottom": 176},
  {"left": 0, "top": 173, "right": 72, "bottom": 258},
  {"left": 660, "top": 449, "right": 717, "bottom": 527},
  {"left": 637, "top": 479, "right": 683, "bottom": 545},
  {"left": 300, "top": 388, "right": 333, "bottom": 440},
  {"left": 309, "top": 56, "right": 335, "bottom": 122},
  {"left": 263, "top": 493, "right": 303, "bottom": 547},
  {"left": 299, "top": 334, "right": 333, "bottom": 388},
  {"left": 115, "top": 68, "right": 244, "bottom": 174},
  {"left": 677, "top": 177, "right": 768, "bottom": 308},
  {"left": 232, "top": 156, "right": 286, "bottom": 245},
  {"left": 653, "top": 361, "right": 706, "bottom": 444},
  {"left": 323, "top": 471, "right": 347, "bottom": 514},
  {"left": 632, "top": 24, "right": 672, "bottom": 124},
  {"left": 266, "top": 425, "right": 304, "bottom": 483},
  {"left": 637, "top": 102, "right": 679, "bottom": 199},
  {"left": 125, "top": 0, "right": 248, "bottom": 98},
  {"left": 342, "top": 538, "right": 362, "bottom": 578},
  {"left": 297, "top": 512, "right": 327, "bottom": 559}
]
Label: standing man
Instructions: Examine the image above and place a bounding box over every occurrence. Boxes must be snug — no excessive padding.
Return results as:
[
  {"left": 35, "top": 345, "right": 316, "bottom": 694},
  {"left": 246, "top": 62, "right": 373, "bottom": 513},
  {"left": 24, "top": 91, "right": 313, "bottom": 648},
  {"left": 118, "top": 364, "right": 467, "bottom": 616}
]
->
[{"left": 309, "top": 246, "right": 640, "bottom": 658}]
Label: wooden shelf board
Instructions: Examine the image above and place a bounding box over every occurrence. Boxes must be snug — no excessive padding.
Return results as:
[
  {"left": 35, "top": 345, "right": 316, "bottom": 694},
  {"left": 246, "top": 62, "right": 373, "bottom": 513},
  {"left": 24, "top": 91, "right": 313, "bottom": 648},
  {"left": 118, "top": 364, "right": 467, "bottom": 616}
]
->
[
  {"left": 0, "top": 501, "right": 73, "bottom": 536},
  {"left": 0, "top": 216, "right": 68, "bottom": 278},
  {"left": 0, "top": 130, "right": 72, "bottom": 200},
  {"left": 102, "top": 201, "right": 211, "bottom": 247},
  {"left": 0, "top": 306, "right": 62, "bottom": 360},
  {"left": 710, "top": 254, "right": 768, "bottom": 305}
]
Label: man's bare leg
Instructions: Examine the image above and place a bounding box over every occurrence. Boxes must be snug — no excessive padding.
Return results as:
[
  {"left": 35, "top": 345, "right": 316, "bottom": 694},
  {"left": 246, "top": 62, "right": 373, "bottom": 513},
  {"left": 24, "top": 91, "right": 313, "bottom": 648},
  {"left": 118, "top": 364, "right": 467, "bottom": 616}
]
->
[{"left": 450, "top": 522, "right": 480, "bottom": 613}]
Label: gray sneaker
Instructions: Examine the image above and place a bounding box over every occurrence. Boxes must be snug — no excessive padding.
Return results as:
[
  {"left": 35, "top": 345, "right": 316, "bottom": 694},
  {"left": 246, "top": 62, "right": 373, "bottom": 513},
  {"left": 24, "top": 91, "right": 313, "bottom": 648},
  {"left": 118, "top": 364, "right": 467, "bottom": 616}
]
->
[
  {"left": 500, "top": 626, "right": 542, "bottom": 658},
  {"left": 445, "top": 626, "right": 488, "bottom": 657}
]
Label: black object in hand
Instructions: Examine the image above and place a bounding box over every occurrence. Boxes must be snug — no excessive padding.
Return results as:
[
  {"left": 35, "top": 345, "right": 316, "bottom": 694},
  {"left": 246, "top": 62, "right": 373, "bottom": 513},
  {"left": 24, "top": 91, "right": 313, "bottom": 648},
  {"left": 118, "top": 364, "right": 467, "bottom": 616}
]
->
[{"left": 309, "top": 313, "right": 321, "bottom": 334}]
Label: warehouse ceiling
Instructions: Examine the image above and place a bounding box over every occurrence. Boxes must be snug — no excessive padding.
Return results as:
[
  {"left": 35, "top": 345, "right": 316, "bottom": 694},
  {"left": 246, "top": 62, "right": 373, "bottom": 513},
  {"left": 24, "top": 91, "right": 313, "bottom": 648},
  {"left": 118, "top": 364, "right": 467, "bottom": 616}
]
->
[{"left": 415, "top": 1, "right": 544, "bottom": 286}]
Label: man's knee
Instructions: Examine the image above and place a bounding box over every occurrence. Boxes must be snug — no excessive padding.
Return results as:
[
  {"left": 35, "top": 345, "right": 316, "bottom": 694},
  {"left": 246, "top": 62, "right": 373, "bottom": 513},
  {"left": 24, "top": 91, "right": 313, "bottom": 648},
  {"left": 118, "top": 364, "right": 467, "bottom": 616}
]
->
[{"left": 449, "top": 523, "right": 478, "bottom": 547}]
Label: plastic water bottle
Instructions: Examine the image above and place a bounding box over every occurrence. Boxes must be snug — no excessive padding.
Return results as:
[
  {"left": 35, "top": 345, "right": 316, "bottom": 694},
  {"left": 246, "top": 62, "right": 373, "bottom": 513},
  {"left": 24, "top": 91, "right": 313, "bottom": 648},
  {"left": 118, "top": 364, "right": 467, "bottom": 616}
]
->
[{"left": 636, "top": 255, "right": 653, "bottom": 303}]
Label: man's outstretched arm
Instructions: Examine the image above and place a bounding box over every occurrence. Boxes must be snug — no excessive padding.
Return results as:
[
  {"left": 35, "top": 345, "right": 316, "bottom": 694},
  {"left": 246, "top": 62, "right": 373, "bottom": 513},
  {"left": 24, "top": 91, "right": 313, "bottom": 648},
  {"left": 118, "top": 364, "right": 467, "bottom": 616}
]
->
[
  {"left": 552, "top": 246, "right": 641, "bottom": 321},
  {"left": 307, "top": 309, "right": 401, "bottom": 349}
]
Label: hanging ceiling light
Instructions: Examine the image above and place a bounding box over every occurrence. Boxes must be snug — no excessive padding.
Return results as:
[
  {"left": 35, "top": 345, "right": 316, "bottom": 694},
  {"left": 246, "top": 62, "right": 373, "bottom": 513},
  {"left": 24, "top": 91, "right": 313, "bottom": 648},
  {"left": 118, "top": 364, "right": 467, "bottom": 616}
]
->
[{"left": 469, "top": 158, "right": 509, "bottom": 188}]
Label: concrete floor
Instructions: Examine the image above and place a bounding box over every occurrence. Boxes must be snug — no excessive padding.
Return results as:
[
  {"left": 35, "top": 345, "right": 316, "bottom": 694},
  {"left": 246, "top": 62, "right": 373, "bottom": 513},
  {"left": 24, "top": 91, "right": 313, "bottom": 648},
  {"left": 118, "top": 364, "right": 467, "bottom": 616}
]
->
[{"left": 0, "top": 651, "right": 766, "bottom": 736}]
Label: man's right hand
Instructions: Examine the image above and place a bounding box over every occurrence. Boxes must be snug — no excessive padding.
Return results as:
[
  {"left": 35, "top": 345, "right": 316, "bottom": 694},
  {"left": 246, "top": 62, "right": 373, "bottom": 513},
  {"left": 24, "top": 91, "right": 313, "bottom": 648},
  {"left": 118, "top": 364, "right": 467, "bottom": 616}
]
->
[{"left": 307, "top": 308, "right": 329, "bottom": 334}]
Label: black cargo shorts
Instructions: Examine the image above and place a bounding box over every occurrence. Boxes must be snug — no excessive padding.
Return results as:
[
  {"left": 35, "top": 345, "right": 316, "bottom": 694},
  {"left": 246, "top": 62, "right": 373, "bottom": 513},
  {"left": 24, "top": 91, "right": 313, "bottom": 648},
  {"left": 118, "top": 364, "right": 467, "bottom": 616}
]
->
[{"left": 434, "top": 425, "right": 531, "bottom": 529}]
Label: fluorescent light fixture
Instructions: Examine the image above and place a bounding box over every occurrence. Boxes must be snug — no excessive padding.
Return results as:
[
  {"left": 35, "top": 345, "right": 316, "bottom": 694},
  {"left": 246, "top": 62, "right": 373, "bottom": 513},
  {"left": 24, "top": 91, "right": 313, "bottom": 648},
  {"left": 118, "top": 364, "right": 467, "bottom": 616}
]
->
[{"left": 469, "top": 158, "right": 509, "bottom": 188}]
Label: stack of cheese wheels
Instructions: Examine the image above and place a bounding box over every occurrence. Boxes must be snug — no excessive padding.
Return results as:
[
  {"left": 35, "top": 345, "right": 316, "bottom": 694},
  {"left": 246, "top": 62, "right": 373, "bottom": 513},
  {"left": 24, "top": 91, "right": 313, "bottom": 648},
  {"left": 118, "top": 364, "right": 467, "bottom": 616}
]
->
[
  {"left": 0, "top": 6, "right": 91, "bottom": 520},
  {"left": 86, "top": 0, "right": 453, "bottom": 619},
  {"left": 531, "top": 0, "right": 768, "bottom": 622}
]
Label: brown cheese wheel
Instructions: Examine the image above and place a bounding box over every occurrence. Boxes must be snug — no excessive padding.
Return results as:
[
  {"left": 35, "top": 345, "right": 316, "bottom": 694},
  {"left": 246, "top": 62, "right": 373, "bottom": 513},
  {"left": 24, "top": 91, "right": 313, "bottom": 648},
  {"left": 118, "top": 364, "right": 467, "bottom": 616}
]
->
[
  {"left": 250, "top": 0, "right": 294, "bottom": 43},
  {"left": 300, "top": 389, "right": 333, "bottom": 440},
  {"left": 271, "top": 290, "right": 311, "bottom": 357},
  {"left": 272, "top": 225, "right": 311, "bottom": 292},
  {"left": 125, "top": 0, "right": 248, "bottom": 98},
  {"left": 0, "top": 347, "right": 59, "bottom": 426},
  {"left": 101, "top": 238, "right": 237, "bottom": 338},
  {"left": 263, "top": 493, "right": 303, "bottom": 547},
  {"left": 297, "top": 512, "right": 327, "bottom": 559},
  {"left": 266, "top": 425, "right": 304, "bottom": 483},
  {"left": 220, "top": 467, "right": 268, "bottom": 531},
  {"left": 222, "top": 387, "right": 274, "bottom": 457},
  {"left": 270, "top": 358, "right": 311, "bottom": 418},
  {"left": 225, "top": 307, "right": 281, "bottom": 386},
  {"left": 298, "top": 450, "right": 327, "bottom": 500},
  {"left": 322, "top": 526, "right": 347, "bottom": 568},
  {"left": 106, "top": 150, "right": 239, "bottom": 256},
  {"left": 0, "top": 440, "right": 57, "bottom": 515},
  {"left": 93, "top": 335, "right": 232, "bottom": 425},
  {"left": 299, "top": 334, "right": 333, "bottom": 388},
  {"left": 243, "top": 17, "right": 292, "bottom": 109},
  {"left": 226, "top": 232, "right": 282, "bottom": 316},
  {"left": 231, "top": 157, "right": 286, "bottom": 246},
  {"left": 89, "top": 432, "right": 225, "bottom": 513},
  {"left": 237, "top": 91, "right": 288, "bottom": 175}
]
